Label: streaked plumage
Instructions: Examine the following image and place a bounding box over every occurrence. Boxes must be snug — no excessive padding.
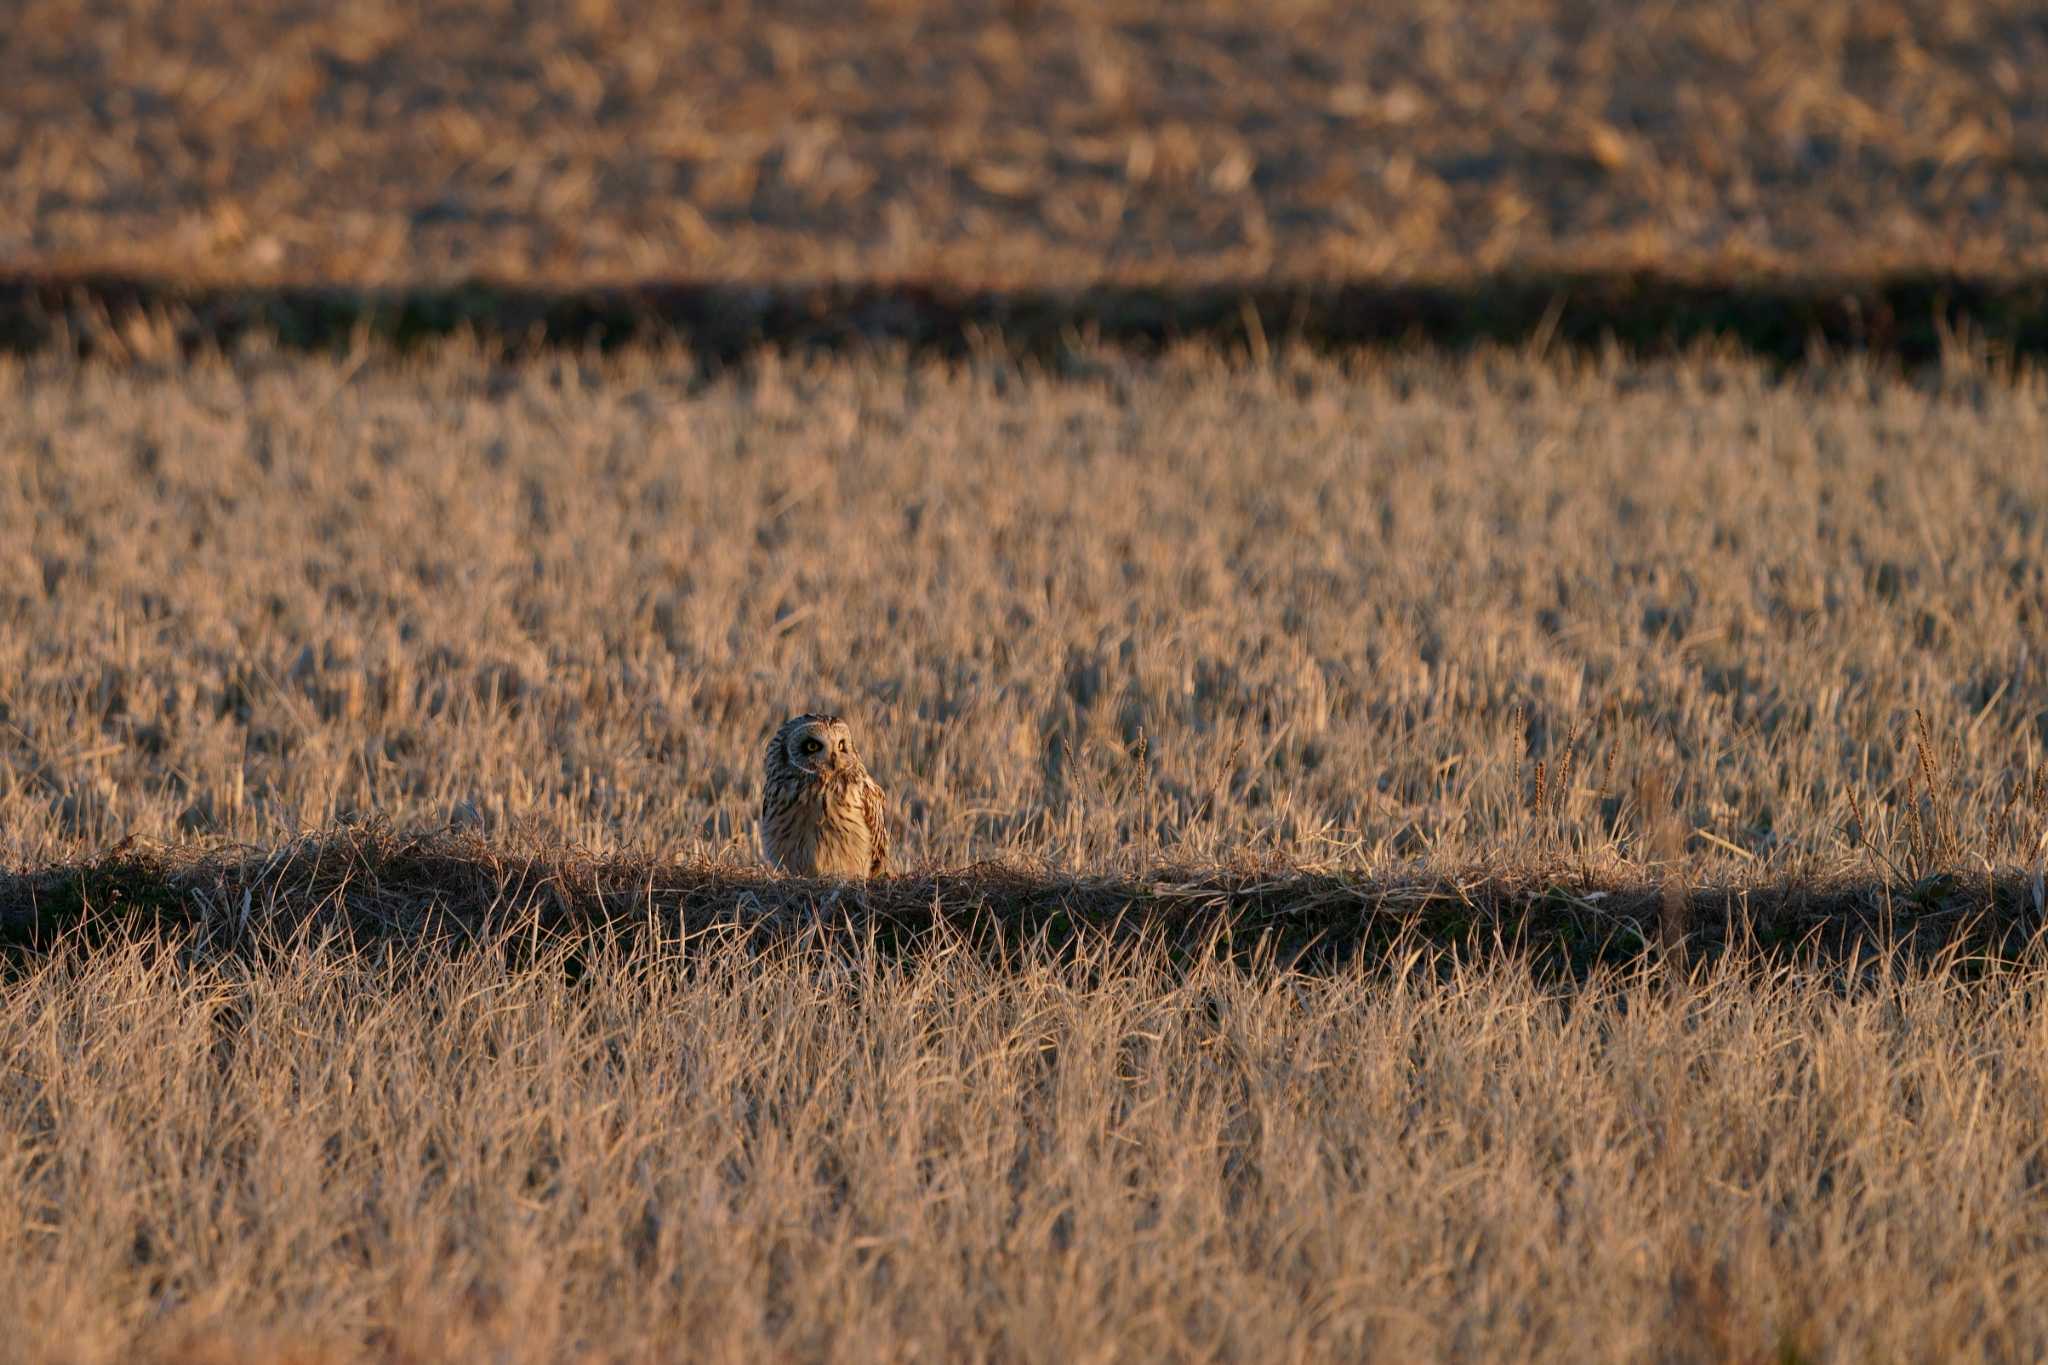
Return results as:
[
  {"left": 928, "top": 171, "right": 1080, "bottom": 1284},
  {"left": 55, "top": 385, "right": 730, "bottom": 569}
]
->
[{"left": 760, "top": 713, "right": 888, "bottom": 879}]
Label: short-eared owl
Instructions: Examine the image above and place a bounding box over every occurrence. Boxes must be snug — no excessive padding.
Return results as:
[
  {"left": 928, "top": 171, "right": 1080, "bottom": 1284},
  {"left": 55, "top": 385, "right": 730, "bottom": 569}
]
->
[{"left": 760, "top": 714, "right": 889, "bottom": 879}]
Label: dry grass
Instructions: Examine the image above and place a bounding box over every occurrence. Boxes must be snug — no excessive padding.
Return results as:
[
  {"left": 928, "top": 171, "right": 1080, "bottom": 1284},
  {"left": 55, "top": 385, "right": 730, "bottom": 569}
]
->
[
  {"left": 8, "top": 339, "right": 2048, "bottom": 1360},
  {"left": 12, "top": 10, "right": 2048, "bottom": 1356},
  {"left": 5, "top": 0, "right": 2047, "bottom": 287},
  {"left": 3, "top": 825, "right": 2044, "bottom": 977},
  {"left": 4, "top": 927, "right": 2048, "bottom": 1363},
  {"left": 4, "top": 342, "right": 2047, "bottom": 890}
]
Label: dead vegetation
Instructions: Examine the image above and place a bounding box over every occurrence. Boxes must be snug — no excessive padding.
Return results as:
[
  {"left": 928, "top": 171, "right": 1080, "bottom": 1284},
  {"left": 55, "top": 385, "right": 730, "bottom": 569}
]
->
[
  {"left": 10, "top": 7, "right": 2048, "bottom": 1358},
  {"left": 6, "top": 920, "right": 2048, "bottom": 1363},
  {"left": 4, "top": 824, "right": 2044, "bottom": 976},
  {"left": 5, "top": 0, "right": 2046, "bottom": 288},
  {"left": 7, "top": 337, "right": 2048, "bottom": 1360},
  {"left": 4, "top": 343, "right": 2046, "bottom": 892}
]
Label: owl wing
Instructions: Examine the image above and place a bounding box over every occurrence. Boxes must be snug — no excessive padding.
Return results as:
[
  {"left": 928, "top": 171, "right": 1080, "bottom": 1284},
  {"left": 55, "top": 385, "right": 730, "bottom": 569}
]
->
[{"left": 862, "top": 776, "right": 889, "bottom": 877}]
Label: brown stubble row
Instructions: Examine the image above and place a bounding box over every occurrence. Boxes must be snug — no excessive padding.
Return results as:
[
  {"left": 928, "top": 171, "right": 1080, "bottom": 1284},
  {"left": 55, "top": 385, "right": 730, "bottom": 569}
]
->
[
  {"left": 3, "top": 928, "right": 2048, "bottom": 1362},
  {"left": 5, "top": 0, "right": 2046, "bottom": 287},
  {"left": 2, "top": 341, "right": 2045, "bottom": 890}
]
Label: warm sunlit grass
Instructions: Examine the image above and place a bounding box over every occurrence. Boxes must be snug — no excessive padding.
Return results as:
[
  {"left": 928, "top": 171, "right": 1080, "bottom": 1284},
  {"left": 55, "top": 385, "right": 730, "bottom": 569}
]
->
[
  {"left": 4, "top": 929, "right": 2046, "bottom": 1363},
  {"left": 9, "top": 10, "right": 2048, "bottom": 1364},
  {"left": 4, "top": 342, "right": 2046, "bottom": 886},
  {"left": 7, "top": 339, "right": 2048, "bottom": 1362}
]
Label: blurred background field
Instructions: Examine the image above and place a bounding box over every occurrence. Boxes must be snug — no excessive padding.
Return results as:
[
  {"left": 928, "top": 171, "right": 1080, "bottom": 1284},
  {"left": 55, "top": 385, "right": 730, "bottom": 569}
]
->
[{"left": 5, "top": 0, "right": 2047, "bottom": 290}]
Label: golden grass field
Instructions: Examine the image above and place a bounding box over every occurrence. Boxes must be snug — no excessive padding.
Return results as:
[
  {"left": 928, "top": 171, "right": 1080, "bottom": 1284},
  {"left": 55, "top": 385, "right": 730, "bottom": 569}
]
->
[
  {"left": 5, "top": 343, "right": 2045, "bottom": 879},
  {"left": 2, "top": 340, "right": 2047, "bottom": 1358},
  {"left": 7, "top": 929, "right": 2048, "bottom": 1364},
  {"left": 7, "top": 2, "right": 2048, "bottom": 1357},
  {"left": 5, "top": 0, "right": 2046, "bottom": 286}
]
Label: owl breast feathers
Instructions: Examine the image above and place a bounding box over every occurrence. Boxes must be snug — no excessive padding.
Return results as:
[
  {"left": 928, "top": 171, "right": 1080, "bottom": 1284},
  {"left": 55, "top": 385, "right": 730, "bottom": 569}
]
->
[{"left": 760, "top": 713, "right": 889, "bottom": 879}]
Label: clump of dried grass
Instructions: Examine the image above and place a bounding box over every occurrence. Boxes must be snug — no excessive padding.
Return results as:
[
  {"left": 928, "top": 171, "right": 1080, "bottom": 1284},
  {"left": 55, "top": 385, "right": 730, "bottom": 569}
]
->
[{"left": 3, "top": 822, "right": 2042, "bottom": 975}]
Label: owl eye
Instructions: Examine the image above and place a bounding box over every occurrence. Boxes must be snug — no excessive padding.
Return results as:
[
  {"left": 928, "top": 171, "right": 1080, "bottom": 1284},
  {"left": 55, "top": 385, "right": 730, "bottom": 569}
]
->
[{"left": 800, "top": 738, "right": 824, "bottom": 754}]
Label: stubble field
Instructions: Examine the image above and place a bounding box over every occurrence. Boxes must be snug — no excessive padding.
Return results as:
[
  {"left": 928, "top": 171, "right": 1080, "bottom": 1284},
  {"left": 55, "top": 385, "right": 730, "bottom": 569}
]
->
[
  {"left": 4, "top": 342, "right": 2048, "bottom": 1359},
  {"left": 9, "top": 0, "right": 2048, "bottom": 1358},
  {"left": 8, "top": 927, "right": 2048, "bottom": 1364},
  {"left": 5, "top": 342, "right": 2046, "bottom": 878},
  {"left": 7, "top": 0, "right": 2047, "bottom": 287}
]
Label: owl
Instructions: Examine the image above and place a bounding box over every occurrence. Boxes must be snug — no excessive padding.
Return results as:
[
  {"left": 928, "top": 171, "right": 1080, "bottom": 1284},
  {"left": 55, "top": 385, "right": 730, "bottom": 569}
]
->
[{"left": 760, "top": 713, "right": 889, "bottom": 879}]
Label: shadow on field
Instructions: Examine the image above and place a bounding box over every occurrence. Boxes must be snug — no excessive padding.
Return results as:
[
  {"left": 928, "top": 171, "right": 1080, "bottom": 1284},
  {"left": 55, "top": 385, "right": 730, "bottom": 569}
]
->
[
  {"left": 3, "top": 825, "right": 2041, "bottom": 979},
  {"left": 5, "top": 269, "right": 2048, "bottom": 369}
]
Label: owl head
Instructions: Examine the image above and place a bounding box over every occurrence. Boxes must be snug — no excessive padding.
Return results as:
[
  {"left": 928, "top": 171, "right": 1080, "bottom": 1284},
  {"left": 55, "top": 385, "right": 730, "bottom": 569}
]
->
[{"left": 771, "top": 713, "right": 860, "bottom": 779}]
